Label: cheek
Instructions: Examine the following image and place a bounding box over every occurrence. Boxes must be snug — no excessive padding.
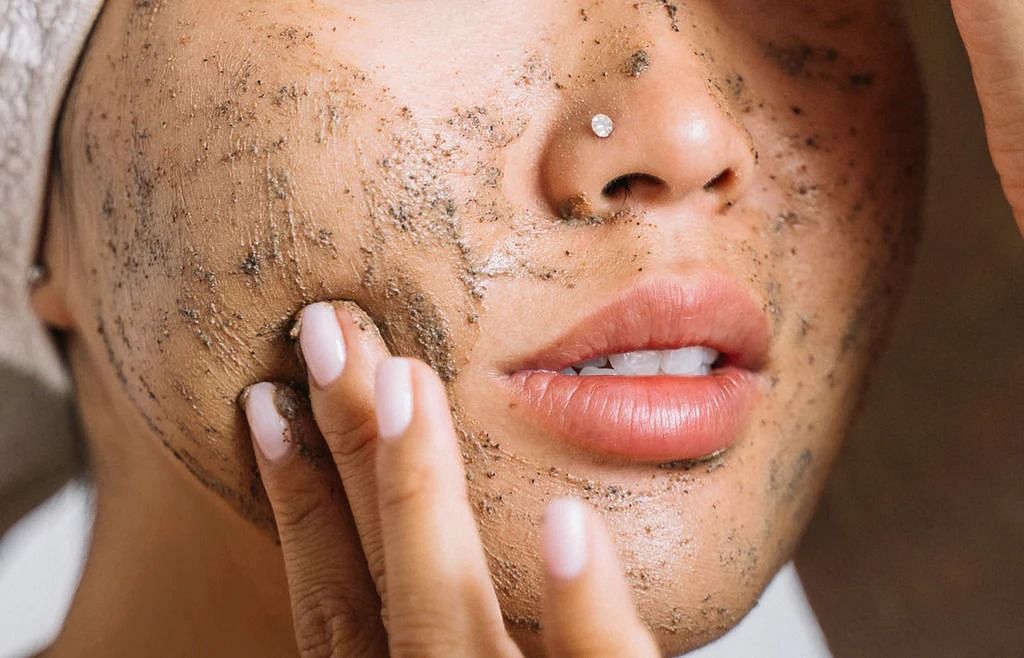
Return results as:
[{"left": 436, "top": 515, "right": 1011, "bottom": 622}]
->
[
  {"left": 721, "top": 61, "right": 925, "bottom": 566},
  {"left": 702, "top": 3, "right": 924, "bottom": 350},
  {"left": 64, "top": 30, "right": 380, "bottom": 519},
  {"left": 727, "top": 29, "right": 924, "bottom": 392},
  {"left": 69, "top": 30, "right": 525, "bottom": 520}
]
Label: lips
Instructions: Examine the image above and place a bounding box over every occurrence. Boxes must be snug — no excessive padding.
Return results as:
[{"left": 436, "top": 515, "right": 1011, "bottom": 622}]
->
[{"left": 502, "top": 273, "right": 770, "bottom": 462}]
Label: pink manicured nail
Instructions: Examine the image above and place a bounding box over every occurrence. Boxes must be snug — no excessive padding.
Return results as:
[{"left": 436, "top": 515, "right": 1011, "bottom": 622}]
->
[
  {"left": 543, "top": 498, "right": 588, "bottom": 581},
  {"left": 299, "top": 303, "right": 347, "bottom": 388},
  {"left": 375, "top": 358, "right": 413, "bottom": 442},
  {"left": 244, "top": 383, "right": 292, "bottom": 461}
]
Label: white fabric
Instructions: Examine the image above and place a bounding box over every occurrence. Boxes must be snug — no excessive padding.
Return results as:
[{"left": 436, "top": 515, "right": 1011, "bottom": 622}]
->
[
  {"left": 0, "top": 0, "right": 104, "bottom": 535},
  {"left": 0, "top": 482, "right": 92, "bottom": 658},
  {"left": 0, "top": 0, "right": 106, "bottom": 536},
  {"left": 689, "top": 564, "right": 831, "bottom": 658}
]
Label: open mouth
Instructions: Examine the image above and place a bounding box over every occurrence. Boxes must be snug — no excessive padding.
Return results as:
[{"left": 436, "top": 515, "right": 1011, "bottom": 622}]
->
[
  {"left": 558, "top": 347, "right": 722, "bottom": 377},
  {"left": 502, "top": 273, "right": 770, "bottom": 463}
]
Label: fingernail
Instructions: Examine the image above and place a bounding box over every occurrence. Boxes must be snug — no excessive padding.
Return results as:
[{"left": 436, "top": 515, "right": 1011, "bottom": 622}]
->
[
  {"left": 543, "top": 498, "right": 588, "bottom": 581},
  {"left": 375, "top": 358, "right": 413, "bottom": 442},
  {"left": 299, "top": 302, "right": 347, "bottom": 388},
  {"left": 244, "top": 383, "right": 292, "bottom": 461}
]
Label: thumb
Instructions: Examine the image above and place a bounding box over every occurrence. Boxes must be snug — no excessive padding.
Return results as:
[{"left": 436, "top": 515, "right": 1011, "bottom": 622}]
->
[{"left": 952, "top": 0, "right": 1024, "bottom": 235}]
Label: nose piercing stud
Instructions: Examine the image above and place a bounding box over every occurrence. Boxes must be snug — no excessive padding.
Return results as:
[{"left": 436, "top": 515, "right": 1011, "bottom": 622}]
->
[
  {"left": 27, "top": 264, "right": 49, "bottom": 287},
  {"left": 591, "top": 113, "right": 614, "bottom": 139}
]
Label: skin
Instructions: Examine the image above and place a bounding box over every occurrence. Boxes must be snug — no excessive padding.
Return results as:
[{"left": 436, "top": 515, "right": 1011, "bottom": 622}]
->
[
  {"left": 953, "top": 0, "right": 1024, "bottom": 235},
  {"left": 38, "top": 0, "right": 1015, "bottom": 655},
  {"left": 244, "top": 338, "right": 664, "bottom": 657}
]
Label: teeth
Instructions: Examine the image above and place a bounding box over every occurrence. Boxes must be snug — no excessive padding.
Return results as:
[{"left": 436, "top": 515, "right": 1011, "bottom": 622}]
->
[
  {"left": 580, "top": 366, "right": 616, "bottom": 376},
  {"left": 564, "top": 346, "right": 720, "bottom": 377},
  {"left": 609, "top": 350, "right": 661, "bottom": 376},
  {"left": 661, "top": 346, "right": 718, "bottom": 377}
]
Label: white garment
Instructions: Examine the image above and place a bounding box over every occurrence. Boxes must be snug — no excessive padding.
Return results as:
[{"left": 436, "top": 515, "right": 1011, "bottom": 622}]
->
[
  {"left": 0, "top": 482, "right": 92, "bottom": 658},
  {"left": 0, "top": 482, "right": 830, "bottom": 658},
  {"left": 0, "top": 0, "right": 104, "bottom": 539},
  {"left": 689, "top": 564, "right": 831, "bottom": 658}
]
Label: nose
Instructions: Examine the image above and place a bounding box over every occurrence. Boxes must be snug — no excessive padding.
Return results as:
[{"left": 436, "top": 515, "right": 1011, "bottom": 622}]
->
[{"left": 538, "top": 49, "right": 757, "bottom": 223}]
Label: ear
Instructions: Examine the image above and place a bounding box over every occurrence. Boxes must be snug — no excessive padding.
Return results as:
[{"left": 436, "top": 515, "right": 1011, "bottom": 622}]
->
[{"left": 30, "top": 167, "right": 76, "bottom": 331}]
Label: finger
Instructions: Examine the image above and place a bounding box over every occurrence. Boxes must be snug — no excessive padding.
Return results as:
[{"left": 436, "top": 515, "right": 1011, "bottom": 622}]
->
[
  {"left": 542, "top": 499, "right": 660, "bottom": 658},
  {"left": 296, "top": 301, "right": 392, "bottom": 591},
  {"left": 244, "top": 382, "right": 386, "bottom": 657},
  {"left": 952, "top": 0, "right": 1024, "bottom": 233},
  {"left": 373, "top": 358, "right": 519, "bottom": 656}
]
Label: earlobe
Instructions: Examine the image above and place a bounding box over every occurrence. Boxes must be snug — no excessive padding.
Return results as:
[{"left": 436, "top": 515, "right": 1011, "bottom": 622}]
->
[
  {"left": 29, "top": 172, "right": 76, "bottom": 331},
  {"left": 30, "top": 263, "right": 75, "bottom": 331}
]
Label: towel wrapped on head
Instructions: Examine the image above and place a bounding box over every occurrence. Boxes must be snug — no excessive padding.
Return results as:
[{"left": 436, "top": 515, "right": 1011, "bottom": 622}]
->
[{"left": 0, "top": 0, "right": 104, "bottom": 535}]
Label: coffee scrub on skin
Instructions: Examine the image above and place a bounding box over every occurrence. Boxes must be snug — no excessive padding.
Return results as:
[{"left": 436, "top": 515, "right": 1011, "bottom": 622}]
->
[{"left": 37, "top": 0, "right": 927, "bottom": 655}]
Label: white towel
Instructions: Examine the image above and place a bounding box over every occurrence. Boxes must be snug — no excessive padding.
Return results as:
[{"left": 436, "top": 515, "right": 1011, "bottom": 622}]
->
[{"left": 0, "top": 0, "right": 104, "bottom": 535}]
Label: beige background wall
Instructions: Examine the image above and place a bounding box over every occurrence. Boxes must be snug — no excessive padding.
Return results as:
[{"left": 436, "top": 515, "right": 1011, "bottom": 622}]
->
[{"left": 797, "top": 3, "right": 1024, "bottom": 656}]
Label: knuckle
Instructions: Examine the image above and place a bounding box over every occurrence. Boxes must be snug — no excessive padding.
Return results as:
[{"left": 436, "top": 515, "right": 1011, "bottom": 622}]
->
[
  {"left": 376, "top": 461, "right": 442, "bottom": 517},
  {"left": 321, "top": 415, "right": 377, "bottom": 468},
  {"left": 386, "top": 613, "right": 463, "bottom": 658},
  {"left": 381, "top": 593, "right": 515, "bottom": 658},
  {"left": 274, "top": 489, "right": 331, "bottom": 536},
  {"left": 386, "top": 619, "right": 516, "bottom": 658},
  {"left": 362, "top": 540, "right": 388, "bottom": 588},
  {"left": 291, "top": 584, "right": 382, "bottom": 658}
]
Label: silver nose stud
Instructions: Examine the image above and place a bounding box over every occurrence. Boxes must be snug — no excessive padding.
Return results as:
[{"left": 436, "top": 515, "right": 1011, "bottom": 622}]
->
[
  {"left": 591, "top": 113, "right": 614, "bottom": 138},
  {"left": 27, "top": 264, "right": 49, "bottom": 287}
]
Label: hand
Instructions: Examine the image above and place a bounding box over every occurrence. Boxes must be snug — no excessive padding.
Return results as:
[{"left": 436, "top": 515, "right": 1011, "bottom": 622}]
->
[
  {"left": 952, "top": 0, "right": 1024, "bottom": 235},
  {"left": 242, "top": 302, "right": 661, "bottom": 657}
]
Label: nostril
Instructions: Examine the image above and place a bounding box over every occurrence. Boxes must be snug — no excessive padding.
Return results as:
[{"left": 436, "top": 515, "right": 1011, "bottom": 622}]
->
[
  {"left": 601, "top": 172, "right": 665, "bottom": 200},
  {"left": 703, "top": 168, "right": 736, "bottom": 192}
]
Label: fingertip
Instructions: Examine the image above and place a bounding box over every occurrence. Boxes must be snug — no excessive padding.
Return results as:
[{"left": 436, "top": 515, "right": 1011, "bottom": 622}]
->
[
  {"left": 541, "top": 500, "right": 661, "bottom": 657},
  {"left": 243, "top": 382, "right": 293, "bottom": 462},
  {"left": 332, "top": 300, "right": 392, "bottom": 365},
  {"left": 374, "top": 357, "right": 414, "bottom": 442},
  {"left": 298, "top": 302, "right": 348, "bottom": 389},
  {"left": 332, "top": 300, "right": 382, "bottom": 337},
  {"left": 543, "top": 498, "right": 589, "bottom": 581}
]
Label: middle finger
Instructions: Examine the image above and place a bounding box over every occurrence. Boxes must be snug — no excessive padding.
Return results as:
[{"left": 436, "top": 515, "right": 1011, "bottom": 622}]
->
[{"left": 373, "top": 357, "right": 520, "bottom": 657}]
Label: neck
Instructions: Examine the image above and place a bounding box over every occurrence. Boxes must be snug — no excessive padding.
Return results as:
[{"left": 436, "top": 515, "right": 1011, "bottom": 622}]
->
[{"left": 46, "top": 353, "right": 299, "bottom": 658}]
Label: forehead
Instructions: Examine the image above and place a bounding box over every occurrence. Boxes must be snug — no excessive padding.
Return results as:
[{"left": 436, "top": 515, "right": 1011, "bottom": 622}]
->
[{"left": 101, "top": 0, "right": 901, "bottom": 94}]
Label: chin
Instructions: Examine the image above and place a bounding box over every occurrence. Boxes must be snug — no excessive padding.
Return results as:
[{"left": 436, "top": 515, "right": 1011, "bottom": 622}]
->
[{"left": 452, "top": 379, "right": 843, "bottom": 654}]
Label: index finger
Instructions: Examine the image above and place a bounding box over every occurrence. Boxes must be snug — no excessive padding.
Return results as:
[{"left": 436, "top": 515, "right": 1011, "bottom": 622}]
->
[{"left": 296, "top": 301, "right": 392, "bottom": 592}]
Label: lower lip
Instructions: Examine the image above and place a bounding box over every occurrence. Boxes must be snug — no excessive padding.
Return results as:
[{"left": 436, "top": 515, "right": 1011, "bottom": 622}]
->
[{"left": 505, "top": 367, "right": 760, "bottom": 462}]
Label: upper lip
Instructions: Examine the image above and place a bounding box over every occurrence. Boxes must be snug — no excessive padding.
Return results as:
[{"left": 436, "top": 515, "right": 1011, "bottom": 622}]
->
[{"left": 506, "top": 273, "right": 770, "bottom": 375}]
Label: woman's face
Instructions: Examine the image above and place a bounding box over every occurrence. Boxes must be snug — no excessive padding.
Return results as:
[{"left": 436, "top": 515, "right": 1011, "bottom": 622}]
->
[{"left": 60, "top": 0, "right": 923, "bottom": 651}]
